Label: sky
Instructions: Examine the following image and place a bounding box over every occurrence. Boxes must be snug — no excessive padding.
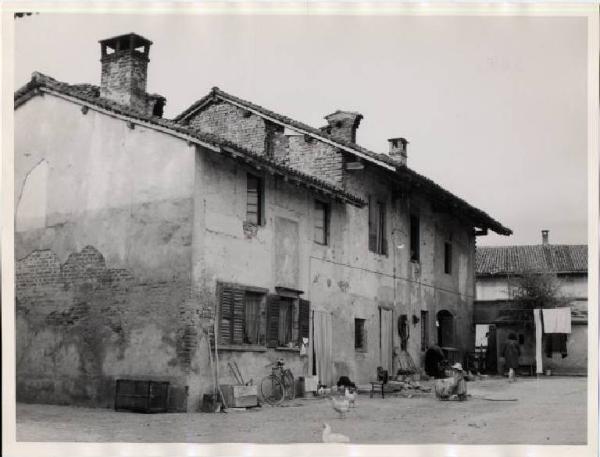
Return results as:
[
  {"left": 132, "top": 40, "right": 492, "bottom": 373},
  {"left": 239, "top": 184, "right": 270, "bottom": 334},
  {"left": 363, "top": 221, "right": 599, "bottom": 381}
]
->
[{"left": 13, "top": 13, "right": 589, "bottom": 246}]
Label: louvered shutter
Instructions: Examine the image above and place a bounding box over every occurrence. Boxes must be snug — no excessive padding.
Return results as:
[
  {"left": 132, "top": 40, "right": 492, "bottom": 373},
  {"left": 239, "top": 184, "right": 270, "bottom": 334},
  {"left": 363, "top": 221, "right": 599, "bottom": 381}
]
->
[
  {"left": 381, "top": 204, "right": 388, "bottom": 256},
  {"left": 368, "top": 196, "right": 377, "bottom": 252},
  {"left": 266, "top": 295, "right": 280, "bottom": 348},
  {"left": 219, "top": 286, "right": 234, "bottom": 344},
  {"left": 232, "top": 288, "right": 245, "bottom": 344},
  {"left": 298, "top": 299, "right": 310, "bottom": 346}
]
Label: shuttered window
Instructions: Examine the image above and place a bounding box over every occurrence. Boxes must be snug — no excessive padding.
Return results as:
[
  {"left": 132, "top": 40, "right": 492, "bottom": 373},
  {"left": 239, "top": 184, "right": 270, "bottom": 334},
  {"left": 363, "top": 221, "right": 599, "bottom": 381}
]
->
[
  {"left": 444, "top": 242, "right": 452, "bottom": 274},
  {"left": 355, "top": 318, "right": 366, "bottom": 351},
  {"left": 266, "top": 296, "right": 311, "bottom": 348},
  {"left": 314, "top": 200, "right": 329, "bottom": 245},
  {"left": 368, "top": 196, "right": 387, "bottom": 255},
  {"left": 218, "top": 284, "right": 266, "bottom": 346},
  {"left": 246, "top": 173, "right": 263, "bottom": 226},
  {"left": 421, "top": 310, "right": 429, "bottom": 351},
  {"left": 410, "top": 214, "right": 420, "bottom": 262}
]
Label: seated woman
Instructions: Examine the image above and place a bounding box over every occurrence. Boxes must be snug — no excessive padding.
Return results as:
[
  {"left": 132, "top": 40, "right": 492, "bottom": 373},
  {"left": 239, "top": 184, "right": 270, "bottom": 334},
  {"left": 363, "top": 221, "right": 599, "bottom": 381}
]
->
[{"left": 435, "top": 363, "right": 467, "bottom": 401}]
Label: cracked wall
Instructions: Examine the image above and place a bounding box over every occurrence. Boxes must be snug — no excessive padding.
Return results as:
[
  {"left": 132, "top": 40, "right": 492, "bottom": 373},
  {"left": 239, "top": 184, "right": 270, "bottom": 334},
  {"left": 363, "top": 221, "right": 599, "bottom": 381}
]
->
[{"left": 15, "top": 94, "right": 197, "bottom": 410}]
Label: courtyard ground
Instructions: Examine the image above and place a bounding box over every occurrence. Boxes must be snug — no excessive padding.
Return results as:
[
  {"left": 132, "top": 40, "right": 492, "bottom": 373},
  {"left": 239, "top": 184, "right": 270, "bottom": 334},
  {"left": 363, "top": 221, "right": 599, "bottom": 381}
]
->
[{"left": 16, "top": 376, "right": 587, "bottom": 444}]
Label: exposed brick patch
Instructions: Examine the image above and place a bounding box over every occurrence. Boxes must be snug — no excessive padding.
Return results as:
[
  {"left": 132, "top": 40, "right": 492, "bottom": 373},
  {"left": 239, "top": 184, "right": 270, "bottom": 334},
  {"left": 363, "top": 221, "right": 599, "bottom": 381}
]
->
[
  {"left": 15, "top": 245, "right": 196, "bottom": 407},
  {"left": 186, "top": 101, "right": 267, "bottom": 155}
]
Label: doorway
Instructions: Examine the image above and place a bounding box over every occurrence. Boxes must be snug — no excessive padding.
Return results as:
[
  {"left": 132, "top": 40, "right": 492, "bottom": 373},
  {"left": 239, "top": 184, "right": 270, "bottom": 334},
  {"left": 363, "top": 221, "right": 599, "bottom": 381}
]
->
[
  {"left": 379, "top": 308, "right": 393, "bottom": 373},
  {"left": 436, "top": 310, "right": 454, "bottom": 347}
]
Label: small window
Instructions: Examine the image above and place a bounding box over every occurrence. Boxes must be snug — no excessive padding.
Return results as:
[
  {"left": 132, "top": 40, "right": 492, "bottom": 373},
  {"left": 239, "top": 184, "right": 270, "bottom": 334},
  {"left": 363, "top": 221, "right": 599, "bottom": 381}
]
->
[
  {"left": 410, "top": 214, "right": 420, "bottom": 262},
  {"left": 355, "top": 318, "right": 366, "bottom": 351},
  {"left": 444, "top": 242, "right": 452, "bottom": 274},
  {"left": 314, "top": 200, "right": 330, "bottom": 245},
  {"left": 368, "top": 197, "right": 387, "bottom": 255},
  {"left": 518, "top": 334, "right": 525, "bottom": 345},
  {"left": 420, "top": 310, "right": 429, "bottom": 351},
  {"left": 246, "top": 173, "right": 263, "bottom": 225}
]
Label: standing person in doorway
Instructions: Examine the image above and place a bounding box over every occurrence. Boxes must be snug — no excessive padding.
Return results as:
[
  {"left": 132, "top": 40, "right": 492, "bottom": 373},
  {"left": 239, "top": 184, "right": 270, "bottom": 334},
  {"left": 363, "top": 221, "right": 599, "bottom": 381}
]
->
[
  {"left": 502, "top": 333, "right": 521, "bottom": 382},
  {"left": 424, "top": 344, "right": 447, "bottom": 379}
]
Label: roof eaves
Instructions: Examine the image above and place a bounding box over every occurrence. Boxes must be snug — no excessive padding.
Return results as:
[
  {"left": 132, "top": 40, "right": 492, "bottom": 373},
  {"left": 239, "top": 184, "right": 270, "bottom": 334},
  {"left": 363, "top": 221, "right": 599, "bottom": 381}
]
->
[
  {"left": 14, "top": 73, "right": 365, "bottom": 209},
  {"left": 176, "top": 87, "right": 512, "bottom": 236}
]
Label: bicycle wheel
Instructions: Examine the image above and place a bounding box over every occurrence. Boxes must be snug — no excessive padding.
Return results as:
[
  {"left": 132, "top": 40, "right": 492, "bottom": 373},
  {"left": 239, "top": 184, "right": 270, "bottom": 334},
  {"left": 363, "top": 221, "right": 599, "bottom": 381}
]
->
[
  {"left": 282, "top": 369, "right": 296, "bottom": 400},
  {"left": 260, "top": 374, "right": 284, "bottom": 405}
]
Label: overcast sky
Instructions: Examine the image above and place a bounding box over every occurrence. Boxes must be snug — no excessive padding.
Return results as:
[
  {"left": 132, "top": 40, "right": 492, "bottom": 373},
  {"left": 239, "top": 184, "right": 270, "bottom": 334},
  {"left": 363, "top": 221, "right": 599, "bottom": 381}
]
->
[{"left": 14, "top": 13, "right": 589, "bottom": 246}]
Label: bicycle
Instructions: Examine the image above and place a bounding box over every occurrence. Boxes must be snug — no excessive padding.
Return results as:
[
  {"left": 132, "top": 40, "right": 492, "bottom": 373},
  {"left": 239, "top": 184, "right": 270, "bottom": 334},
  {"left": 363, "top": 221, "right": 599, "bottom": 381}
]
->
[{"left": 259, "top": 359, "right": 295, "bottom": 405}]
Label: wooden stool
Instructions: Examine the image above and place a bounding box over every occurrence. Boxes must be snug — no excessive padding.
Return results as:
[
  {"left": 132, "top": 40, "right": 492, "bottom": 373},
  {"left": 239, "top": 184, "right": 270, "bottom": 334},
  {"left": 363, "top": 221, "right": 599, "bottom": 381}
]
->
[{"left": 370, "top": 382, "right": 385, "bottom": 399}]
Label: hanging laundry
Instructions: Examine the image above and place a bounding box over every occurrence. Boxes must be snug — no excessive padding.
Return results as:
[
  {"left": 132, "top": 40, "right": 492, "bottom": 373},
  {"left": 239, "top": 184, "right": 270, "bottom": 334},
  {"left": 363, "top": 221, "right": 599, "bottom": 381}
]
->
[
  {"left": 533, "top": 309, "right": 543, "bottom": 374},
  {"left": 542, "top": 307, "right": 571, "bottom": 334}
]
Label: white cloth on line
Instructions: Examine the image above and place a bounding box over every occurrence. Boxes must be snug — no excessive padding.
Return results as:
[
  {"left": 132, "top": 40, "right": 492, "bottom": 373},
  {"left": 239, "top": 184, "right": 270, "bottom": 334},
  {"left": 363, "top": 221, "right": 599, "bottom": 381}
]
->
[
  {"left": 542, "top": 307, "right": 571, "bottom": 334},
  {"left": 533, "top": 309, "right": 543, "bottom": 374}
]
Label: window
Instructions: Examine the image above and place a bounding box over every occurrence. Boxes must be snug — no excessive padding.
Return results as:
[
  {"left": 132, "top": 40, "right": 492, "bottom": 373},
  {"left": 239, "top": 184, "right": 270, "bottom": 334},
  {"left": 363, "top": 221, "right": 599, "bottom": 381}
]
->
[
  {"left": 218, "top": 285, "right": 266, "bottom": 346},
  {"left": 420, "top": 310, "right": 429, "bottom": 351},
  {"left": 410, "top": 214, "right": 420, "bottom": 262},
  {"left": 518, "top": 334, "right": 525, "bottom": 345},
  {"left": 444, "top": 242, "right": 452, "bottom": 274},
  {"left": 355, "top": 318, "right": 366, "bottom": 351},
  {"left": 246, "top": 173, "right": 263, "bottom": 225},
  {"left": 368, "top": 197, "right": 387, "bottom": 255},
  {"left": 314, "top": 200, "right": 330, "bottom": 245},
  {"left": 266, "top": 297, "right": 310, "bottom": 349}
]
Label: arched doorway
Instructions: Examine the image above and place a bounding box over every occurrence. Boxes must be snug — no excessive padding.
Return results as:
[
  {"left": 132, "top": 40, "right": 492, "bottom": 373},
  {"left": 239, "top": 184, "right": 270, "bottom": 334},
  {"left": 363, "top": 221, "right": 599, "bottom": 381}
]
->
[{"left": 437, "top": 310, "right": 454, "bottom": 347}]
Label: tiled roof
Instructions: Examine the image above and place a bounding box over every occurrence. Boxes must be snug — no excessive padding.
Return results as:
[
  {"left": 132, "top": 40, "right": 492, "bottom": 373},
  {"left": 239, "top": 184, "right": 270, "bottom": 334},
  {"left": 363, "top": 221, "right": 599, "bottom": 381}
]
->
[
  {"left": 476, "top": 245, "right": 587, "bottom": 276},
  {"left": 14, "top": 72, "right": 366, "bottom": 208},
  {"left": 176, "top": 87, "right": 512, "bottom": 236}
]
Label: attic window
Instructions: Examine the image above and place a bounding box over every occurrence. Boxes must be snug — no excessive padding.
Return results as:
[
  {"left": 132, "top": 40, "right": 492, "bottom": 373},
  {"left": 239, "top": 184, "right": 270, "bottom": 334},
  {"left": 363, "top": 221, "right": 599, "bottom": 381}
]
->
[
  {"left": 243, "top": 110, "right": 252, "bottom": 119},
  {"left": 335, "top": 121, "right": 343, "bottom": 128}
]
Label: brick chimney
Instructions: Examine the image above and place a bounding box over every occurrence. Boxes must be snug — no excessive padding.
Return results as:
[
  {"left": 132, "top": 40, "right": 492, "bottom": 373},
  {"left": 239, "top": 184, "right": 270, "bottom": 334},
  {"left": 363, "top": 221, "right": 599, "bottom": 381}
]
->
[
  {"left": 542, "top": 229, "right": 549, "bottom": 245},
  {"left": 323, "top": 111, "right": 363, "bottom": 143},
  {"left": 99, "top": 33, "right": 165, "bottom": 117},
  {"left": 388, "top": 137, "right": 409, "bottom": 166}
]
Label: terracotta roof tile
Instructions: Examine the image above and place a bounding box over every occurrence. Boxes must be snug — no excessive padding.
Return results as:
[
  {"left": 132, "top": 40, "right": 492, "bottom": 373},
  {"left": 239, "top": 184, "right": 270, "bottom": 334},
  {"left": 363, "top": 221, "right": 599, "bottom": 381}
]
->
[{"left": 476, "top": 245, "right": 587, "bottom": 275}]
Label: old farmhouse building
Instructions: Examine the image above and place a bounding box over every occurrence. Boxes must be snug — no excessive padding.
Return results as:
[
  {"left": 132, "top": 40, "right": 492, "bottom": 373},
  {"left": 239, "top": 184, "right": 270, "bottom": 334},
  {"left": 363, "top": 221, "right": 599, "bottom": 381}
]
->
[
  {"left": 14, "top": 33, "right": 511, "bottom": 411},
  {"left": 474, "top": 231, "right": 587, "bottom": 376}
]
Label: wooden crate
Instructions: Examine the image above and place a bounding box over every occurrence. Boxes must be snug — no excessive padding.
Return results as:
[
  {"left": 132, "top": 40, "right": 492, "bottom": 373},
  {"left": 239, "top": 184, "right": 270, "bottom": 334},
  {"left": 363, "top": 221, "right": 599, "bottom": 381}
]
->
[
  {"left": 114, "top": 380, "right": 169, "bottom": 413},
  {"left": 219, "top": 384, "right": 258, "bottom": 408}
]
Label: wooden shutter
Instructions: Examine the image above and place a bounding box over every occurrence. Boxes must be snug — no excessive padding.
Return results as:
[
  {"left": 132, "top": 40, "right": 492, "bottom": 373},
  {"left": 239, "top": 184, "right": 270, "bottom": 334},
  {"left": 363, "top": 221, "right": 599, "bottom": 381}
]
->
[
  {"left": 219, "top": 286, "right": 234, "bottom": 344},
  {"left": 219, "top": 284, "right": 244, "bottom": 345},
  {"left": 266, "top": 295, "right": 280, "bottom": 348},
  {"left": 298, "top": 299, "right": 310, "bottom": 345},
  {"left": 232, "top": 288, "right": 245, "bottom": 344},
  {"left": 380, "top": 202, "right": 387, "bottom": 255},
  {"left": 368, "top": 196, "right": 377, "bottom": 252}
]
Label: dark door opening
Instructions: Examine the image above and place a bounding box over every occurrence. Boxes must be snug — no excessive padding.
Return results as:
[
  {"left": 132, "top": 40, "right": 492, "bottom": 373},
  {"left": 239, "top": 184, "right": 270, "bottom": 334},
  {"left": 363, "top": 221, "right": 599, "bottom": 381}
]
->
[{"left": 437, "top": 310, "right": 454, "bottom": 347}]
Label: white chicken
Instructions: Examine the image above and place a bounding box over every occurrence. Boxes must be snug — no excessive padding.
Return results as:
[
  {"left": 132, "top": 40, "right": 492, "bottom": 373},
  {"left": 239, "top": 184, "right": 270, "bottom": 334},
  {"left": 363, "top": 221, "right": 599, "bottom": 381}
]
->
[
  {"left": 344, "top": 387, "right": 356, "bottom": 408},
  {"left": 329, "top": 396, "right": 350, "bottom": 418},
  {"left": 322, "top": 423, "right": 350, "bottom": 443}
]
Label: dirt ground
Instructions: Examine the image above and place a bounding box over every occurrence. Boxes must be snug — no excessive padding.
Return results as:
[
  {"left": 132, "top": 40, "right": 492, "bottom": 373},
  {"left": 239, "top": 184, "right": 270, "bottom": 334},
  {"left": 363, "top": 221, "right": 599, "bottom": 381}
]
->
[{"left": 16, "top": 376, "right": 587, "bottom": 444}]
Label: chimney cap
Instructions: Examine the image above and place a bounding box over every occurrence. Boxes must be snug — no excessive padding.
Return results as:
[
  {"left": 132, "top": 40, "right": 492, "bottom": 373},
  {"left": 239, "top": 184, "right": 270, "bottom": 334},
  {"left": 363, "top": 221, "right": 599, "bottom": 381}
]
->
[
  {"left": 388, "top": 137, "right": 409, "bottom": 145},
  {"left": 324, "top": 110, "right": 363, "bottom": 122},
  {"left": 541, "top": 229, "right": 550, "bottom": 245},
  {"left": 99, "top": 32, "right": 153, "bottom": 47}
]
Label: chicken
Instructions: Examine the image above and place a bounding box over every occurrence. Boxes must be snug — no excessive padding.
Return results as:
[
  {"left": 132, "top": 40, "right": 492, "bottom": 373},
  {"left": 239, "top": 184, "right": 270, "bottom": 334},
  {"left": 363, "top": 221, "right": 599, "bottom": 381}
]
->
[
  {"left": 329, "top": 396, "right": 350, "bottom": 418},
  {"left": 344, "top": 388, "right": 356, "bottom": 408},
  {"left": 322, "top": 423, "right": 350, "bottom": 443}
]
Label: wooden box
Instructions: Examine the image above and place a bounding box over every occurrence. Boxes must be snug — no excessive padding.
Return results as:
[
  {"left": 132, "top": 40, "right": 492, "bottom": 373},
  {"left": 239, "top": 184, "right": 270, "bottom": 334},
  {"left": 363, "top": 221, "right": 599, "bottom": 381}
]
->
[
  {"left": 219, "top": 384, "right": 258, "bottom": 408},
  {"left": 114, "top": 380, "right": 169, "bottom": 413}
]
